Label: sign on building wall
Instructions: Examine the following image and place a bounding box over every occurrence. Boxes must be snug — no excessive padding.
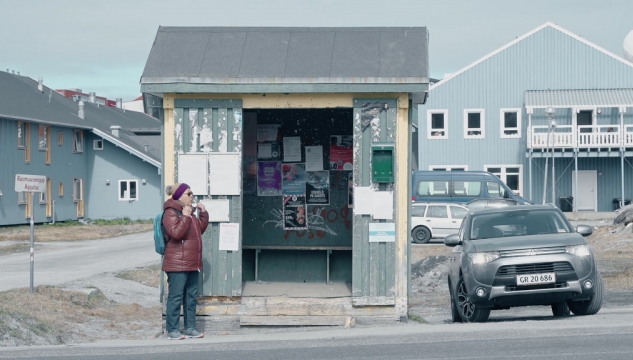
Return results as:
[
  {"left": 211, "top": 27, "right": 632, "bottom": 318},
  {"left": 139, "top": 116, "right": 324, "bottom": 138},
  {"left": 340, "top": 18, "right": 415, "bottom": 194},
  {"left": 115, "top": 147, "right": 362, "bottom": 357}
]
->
[{"left": 15, "top": 174, "right": 46, "bottom": 193}]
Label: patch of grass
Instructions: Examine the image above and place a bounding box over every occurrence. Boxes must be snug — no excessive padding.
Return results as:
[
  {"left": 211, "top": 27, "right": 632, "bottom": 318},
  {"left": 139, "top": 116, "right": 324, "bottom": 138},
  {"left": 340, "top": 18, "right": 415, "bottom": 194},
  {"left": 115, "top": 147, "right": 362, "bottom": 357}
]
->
[
  {"left": 407, "top": 313, "right": 428, "bottom": 324},
  {"left": 0, "top": 222, "right": 153, "bottom": 242},
  {"left": 116, "top": 263, "right": 162, "bottom": 288},
  {"left": 90, "top": 218, "right": 152, "bottom": 226},
  {"left": 0, "top": 286, "right": 162, "bottom": 347},
  {"left": 0, "top": 243, "right": 29, "bottom": 256}
]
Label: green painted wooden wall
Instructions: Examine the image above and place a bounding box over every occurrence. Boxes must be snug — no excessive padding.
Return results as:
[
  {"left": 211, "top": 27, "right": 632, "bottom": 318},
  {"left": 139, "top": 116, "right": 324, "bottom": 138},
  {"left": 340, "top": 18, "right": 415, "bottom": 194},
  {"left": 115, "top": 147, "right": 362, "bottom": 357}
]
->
[{"left": 173, "top": 99, "right": 243, "bottom": 297}]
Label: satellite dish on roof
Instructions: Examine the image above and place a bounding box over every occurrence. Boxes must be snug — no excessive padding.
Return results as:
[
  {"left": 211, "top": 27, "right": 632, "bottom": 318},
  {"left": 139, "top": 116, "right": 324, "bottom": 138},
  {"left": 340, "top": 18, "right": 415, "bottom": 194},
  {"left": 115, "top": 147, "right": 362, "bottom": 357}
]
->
[{"left": 624, "top": 30, "right": 633, "bottom": 63}]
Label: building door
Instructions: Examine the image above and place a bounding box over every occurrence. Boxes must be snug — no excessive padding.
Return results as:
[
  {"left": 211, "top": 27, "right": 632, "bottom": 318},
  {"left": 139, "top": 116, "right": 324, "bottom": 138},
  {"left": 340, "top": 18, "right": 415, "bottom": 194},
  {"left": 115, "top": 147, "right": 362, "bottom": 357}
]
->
[
  {"left": 572, "top": 170, "right": 597, "bottom": 211},
  {"left": 576, "top": 110, "right": 594, "bottom": 133}
]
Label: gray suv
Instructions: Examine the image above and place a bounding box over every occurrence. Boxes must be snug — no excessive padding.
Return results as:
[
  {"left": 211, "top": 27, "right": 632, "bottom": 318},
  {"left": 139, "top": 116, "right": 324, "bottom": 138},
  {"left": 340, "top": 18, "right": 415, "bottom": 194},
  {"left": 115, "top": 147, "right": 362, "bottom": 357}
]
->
[{"left": 444, "top": 205, "right": 602, "bottom": 322}]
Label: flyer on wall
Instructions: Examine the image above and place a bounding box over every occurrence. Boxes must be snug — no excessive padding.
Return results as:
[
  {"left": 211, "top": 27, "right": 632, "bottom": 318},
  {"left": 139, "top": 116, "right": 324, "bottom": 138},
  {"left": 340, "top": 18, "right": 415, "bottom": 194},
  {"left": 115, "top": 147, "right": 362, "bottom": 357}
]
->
[
  {"left": 306, "top": 170, "right": 330, "bottom": 205},
  {"left": 257, "top": 161, "right": 282, "bottom": 196},
  {"left": 282, "top": 163, "right": 306, "bottom": 195},
  {"left": 329, "top": 135, "right": 353, "bottom": 170},
  {"left": 283, "top": 195, "right": 307, "bottom": 230}
]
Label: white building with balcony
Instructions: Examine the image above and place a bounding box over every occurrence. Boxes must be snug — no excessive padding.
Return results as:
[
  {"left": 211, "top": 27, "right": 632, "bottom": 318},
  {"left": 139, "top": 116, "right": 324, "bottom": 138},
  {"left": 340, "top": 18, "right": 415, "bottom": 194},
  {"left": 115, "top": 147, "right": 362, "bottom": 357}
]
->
[{"left": 417, "top": 22, "right": 633, "bottom": 212}]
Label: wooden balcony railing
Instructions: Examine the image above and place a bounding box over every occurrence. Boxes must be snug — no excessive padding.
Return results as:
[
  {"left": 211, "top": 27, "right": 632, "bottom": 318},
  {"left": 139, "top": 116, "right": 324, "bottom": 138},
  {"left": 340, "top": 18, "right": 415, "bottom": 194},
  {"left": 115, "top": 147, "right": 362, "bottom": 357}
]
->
[{"left": 529, "top": 125, "right": 633, "bottom": 149}]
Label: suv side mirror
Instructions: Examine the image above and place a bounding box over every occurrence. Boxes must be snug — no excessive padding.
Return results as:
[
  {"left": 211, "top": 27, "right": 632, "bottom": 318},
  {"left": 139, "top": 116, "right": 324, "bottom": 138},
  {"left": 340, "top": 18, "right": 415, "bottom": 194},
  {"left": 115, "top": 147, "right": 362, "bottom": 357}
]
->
[
  {"left": 503, "top": 190, "right": 510, "bottom": 199},
  {"left": 575, "top": 225, "right": 593, "bottom": 237},
  {"left": 444, "top": 234, "right": 462, "bottom": 247}
]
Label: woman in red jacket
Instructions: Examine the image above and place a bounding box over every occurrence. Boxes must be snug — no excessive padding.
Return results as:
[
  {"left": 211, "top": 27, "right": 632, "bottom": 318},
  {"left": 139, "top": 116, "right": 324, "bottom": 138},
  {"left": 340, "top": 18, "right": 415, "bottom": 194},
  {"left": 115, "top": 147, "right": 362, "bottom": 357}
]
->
[{"left": 162, "top": 183, "right": 209, "bottom": 340}]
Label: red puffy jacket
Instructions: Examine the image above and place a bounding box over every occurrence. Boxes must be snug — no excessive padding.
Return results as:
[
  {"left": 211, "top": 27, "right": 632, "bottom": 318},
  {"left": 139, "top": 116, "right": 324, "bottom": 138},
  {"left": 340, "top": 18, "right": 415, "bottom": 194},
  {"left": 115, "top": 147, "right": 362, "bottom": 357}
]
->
[{"left": 161, "top": 198, "right": 209, "bottom": 272}]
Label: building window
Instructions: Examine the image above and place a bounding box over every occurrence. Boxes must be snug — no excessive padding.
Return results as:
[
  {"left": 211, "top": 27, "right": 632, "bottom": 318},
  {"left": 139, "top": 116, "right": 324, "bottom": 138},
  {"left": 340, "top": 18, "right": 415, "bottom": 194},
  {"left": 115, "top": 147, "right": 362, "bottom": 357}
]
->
[
  {"left": 429, "top": 165, "right": 468, "bottom": 171},
  {"left": 18, "top": 192, "right": 27, "bottom": 204},
  {"left": 58, "top": 132, "right": 64, "bottom": 146},
  {"left": 119, "top": 180, "right": 138, "bottom": 201},
  {"left": 427, "top": 110, "right": 448, "bottom": 139},
  {"left": 59, "top": 182, "right": 64, "bottom": 197},
  {"left": 39, "top": 125, "right": 49, "bottom": 151},
  {"left": 17, "top": 122, "right": 27, "bottom": 149},
  {"left": 93, "top": 139, "right": 104, "bottom": 150},
  {"left": 485, "top": 165, "right": 522, "bottom": 196},
  {"left": 464, "top": 109, "right": 485, "bottom": 138},
  {"left": 73, "top": 130, "right": 84, "bottom": 153},
  {"left": 500, "top": 108, "right": 521, "bottom": 138},
  {"left": 73, "top": 178, "right": 83, "bottom": 202}
]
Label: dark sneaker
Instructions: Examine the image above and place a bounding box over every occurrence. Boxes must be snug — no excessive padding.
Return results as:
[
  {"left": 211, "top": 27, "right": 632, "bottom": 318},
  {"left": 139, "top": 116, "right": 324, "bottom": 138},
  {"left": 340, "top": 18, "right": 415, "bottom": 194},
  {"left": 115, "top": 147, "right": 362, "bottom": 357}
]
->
[
  {"left": 167, "top": 331, "right": 185, "bottom": 340},
  {"left": 183, "top": 328, "right": 204, "bottom": 338}
]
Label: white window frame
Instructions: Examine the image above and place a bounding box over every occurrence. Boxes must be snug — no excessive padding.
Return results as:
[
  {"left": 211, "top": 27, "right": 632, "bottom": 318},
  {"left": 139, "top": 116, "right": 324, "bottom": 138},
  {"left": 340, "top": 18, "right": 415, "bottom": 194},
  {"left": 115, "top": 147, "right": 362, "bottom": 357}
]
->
[
  {"left": 118, "top": 179, "right": 139, "bottom": 201},
  {"left": 93, "top": 139, "right": 104, "bottom": 150},
  {"left": 500, "top": 108, "right": 521, "bottom": 138},
  {"left": 17, "top": 122, "right": 27, "bottom": 149},
  {"left": 18, "top": 192, "right": 27, "bottom": 204},
  {"left": 427, "top": 109, "right": 448, "bottom": 139},
  {"left": 429, "top": 165, "right": 469, "bottom": 171},
  {"left": 72, "top": 178, "right": 83, "bottom": 202},
  {"left": 463, "top": 109, "right": 485, "bottom": 139},
  {"left": 73, "top": 129, "right": 84, "bottom": 153},
  {"left": 484, "top": 164, "right": 523, "bottom": 196},
  {"left": 38, "top": 125, "right": 49, "bottom": 151},
  {"left": 39, "top": 187, "right": 48, "bottom": 204}
]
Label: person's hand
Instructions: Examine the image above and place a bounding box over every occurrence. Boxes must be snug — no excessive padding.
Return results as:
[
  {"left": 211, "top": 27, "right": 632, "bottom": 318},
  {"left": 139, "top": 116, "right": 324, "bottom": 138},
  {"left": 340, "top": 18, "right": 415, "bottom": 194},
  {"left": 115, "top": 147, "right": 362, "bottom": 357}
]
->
[
  {"left": 197, "top": 202, "right": 206, "bottom": 212},
  {"left": 182, "top": 205, "right": 193, "bottom": 217}
]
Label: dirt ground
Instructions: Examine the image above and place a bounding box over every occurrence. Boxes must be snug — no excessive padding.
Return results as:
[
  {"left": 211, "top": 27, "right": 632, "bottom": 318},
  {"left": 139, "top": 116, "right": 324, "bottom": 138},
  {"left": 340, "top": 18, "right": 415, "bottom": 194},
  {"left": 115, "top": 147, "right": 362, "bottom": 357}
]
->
[{"left": 1, "top": 222, "right": 631, "bottom": 347}]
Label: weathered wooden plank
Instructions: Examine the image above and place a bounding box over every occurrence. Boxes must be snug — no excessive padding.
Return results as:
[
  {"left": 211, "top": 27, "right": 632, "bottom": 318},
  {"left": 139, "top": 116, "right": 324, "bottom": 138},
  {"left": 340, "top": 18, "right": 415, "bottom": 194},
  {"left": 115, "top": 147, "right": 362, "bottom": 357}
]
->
[
  {"left": 174, "top": 99, "right": 243, "bottom": 109},
  {"left": 239, "top": 297, "right": 402, "bottom": 317},
  {"left": 351, "top": 296, "right": 395, "bottom": 306},
  {"left": 240, "top": 315, "right": 351, "bottom": 327}
]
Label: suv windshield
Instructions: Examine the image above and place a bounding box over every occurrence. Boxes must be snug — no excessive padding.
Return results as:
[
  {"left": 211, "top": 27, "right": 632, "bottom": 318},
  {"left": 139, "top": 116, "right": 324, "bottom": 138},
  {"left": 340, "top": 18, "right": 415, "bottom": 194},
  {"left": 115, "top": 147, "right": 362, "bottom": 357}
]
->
[{"left": 470, "top": 209, "right": 571, "bottom": 240}]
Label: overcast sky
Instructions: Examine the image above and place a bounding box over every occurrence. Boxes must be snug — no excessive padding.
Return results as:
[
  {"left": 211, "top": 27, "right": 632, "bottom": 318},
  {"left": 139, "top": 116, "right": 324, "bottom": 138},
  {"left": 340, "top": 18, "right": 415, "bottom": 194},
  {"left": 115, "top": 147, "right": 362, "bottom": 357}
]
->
[{"left": 1, "top": 0, "right": 632, "bottom": 101}]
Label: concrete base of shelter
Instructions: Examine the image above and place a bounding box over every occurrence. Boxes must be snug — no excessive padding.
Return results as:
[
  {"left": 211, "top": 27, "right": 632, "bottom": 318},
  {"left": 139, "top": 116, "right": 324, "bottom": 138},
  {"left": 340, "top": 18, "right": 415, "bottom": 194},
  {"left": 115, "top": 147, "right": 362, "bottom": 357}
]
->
[{"left": 163, "top": 281, "right": 406, "bottom": 331}]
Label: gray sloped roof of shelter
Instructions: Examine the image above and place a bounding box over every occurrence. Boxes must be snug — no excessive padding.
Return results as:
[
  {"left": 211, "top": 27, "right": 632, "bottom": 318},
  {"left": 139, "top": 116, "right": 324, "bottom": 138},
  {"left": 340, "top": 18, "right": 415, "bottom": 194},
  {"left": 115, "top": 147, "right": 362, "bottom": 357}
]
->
[
  {"left": 141, "top": 27, "right": 429, "bottom": 94},
  {"left": 525, "top": 89, "right": 633, "bottom": 109},
  {"left": 0, "top": 71, "right": 161, "bottom": 167}
]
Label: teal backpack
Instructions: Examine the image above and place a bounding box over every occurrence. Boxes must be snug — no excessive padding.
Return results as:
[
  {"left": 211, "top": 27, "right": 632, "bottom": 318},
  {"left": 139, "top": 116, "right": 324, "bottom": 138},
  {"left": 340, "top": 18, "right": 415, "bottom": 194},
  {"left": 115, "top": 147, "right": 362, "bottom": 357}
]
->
[{"left": 153, "top": 209, "right": 181, "bottom": 255}]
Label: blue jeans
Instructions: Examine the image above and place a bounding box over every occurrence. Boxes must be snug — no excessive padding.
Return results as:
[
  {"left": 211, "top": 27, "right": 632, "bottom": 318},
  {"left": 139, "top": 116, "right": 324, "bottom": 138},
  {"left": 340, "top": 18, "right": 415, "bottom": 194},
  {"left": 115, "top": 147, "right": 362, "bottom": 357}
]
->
[{"left": 165, "top": 271, "right": 199, "bottom": 333}]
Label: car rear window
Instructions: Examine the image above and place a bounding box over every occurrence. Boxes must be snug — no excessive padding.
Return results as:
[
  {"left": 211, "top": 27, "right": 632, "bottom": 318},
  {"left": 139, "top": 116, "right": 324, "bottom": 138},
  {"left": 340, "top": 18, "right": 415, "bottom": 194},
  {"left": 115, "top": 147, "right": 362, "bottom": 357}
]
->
[
  {"left": 470, "top": 209, "right": 571, "bottom": 240},
  {"left": 411, "top": 205, "right": 427, "bottom": 217}
]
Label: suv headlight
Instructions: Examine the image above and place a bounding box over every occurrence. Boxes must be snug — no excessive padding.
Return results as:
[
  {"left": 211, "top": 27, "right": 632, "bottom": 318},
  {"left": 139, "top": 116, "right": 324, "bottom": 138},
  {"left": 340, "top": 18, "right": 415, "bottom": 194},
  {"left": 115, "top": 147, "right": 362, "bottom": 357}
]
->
[
  {"left": 471, "top": 252, "right": 500, "bottom": 264},
  {"left": 565, "top": 244, "right": 591, "bottom": 256}
]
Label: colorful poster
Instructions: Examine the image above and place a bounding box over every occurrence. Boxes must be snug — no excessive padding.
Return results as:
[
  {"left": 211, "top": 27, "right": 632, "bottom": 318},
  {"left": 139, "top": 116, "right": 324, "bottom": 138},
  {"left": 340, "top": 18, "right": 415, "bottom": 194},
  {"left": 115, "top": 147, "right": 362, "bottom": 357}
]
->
[
  {"left": 257, "top": 161, "right": 282, "bottom": 196},
  {"left": 306, "top": 171, "right": 330, "bottom": 205},
  {"left": 283, "top": 195, "right": 307, "bottom": 230},
  {"left": 329, "top": 135, "right": 353, "bottom": 170},
  {"left": 282, "top": 163, "right": 306, "bottom": 195}
]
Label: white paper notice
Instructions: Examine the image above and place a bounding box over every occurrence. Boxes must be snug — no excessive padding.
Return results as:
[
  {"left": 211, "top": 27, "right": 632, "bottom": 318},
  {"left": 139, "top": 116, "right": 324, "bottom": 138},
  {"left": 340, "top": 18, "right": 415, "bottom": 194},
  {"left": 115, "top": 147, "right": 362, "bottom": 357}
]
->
[
  {"left": 209, "top": 153, "right": 241, "bottom": 195},
  {"left": 257, "top": 143, "right": 272, "bottom": 159},
  {"left": 178, "top": 154, "right": 208, "bottom": 195},
  {"left": 353, "top": 187, "right": 374, "bottom": 215},
  {"left": 304, "top": 146, "right": 323, "bottom": 171},
  {"left": 373, "top": 191, "right": 394, "bottom": 220},
  {"left": 257, "top": 124, "right": 280, "bottom": 142},
  {"left": 199, "top": 199, "right": 230, "bottom": 222},
  {"left": 283, "top": 136, "right": 302, "bottom": 162},
  {"left": 219, "top": 223, "right": 240, "bottom": 251}
]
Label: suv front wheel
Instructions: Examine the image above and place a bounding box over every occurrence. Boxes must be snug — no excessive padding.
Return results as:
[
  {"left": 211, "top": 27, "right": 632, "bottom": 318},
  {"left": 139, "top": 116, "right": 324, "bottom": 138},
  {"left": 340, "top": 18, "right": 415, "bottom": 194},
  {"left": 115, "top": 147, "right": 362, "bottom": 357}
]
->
[
  {"left": 568, "top": 273, "right": 603, "bottom": 316},
  {"left": 455, "top": 275, "right": 490, "bottom": 322}
]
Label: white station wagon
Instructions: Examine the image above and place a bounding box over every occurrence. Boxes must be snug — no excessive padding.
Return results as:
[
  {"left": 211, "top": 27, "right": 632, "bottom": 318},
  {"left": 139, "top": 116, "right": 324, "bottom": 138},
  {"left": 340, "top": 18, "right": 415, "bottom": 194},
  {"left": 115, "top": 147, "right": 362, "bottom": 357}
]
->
[{"left": 411, "top": 203, "right": 469, "bottom": 243}]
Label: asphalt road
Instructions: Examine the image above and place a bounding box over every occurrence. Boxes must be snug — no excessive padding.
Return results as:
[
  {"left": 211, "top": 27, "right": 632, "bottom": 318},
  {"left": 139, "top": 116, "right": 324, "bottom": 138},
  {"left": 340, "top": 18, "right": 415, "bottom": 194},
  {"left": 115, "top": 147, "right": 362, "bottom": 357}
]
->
[
  {"left": 2, "top": 306, "right": 632, "bottom": 359},
  {"left": 0, "top": 231, "right": 159, "bottom": 292}
]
